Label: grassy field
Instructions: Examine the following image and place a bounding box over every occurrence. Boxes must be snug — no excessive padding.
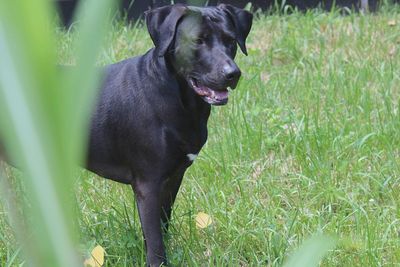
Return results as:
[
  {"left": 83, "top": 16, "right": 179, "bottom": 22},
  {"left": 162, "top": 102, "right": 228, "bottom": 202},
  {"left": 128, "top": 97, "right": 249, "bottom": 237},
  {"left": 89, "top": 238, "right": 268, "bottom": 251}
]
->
[{"left": 1, "top": 6, "right": 400, "bottom": 266}]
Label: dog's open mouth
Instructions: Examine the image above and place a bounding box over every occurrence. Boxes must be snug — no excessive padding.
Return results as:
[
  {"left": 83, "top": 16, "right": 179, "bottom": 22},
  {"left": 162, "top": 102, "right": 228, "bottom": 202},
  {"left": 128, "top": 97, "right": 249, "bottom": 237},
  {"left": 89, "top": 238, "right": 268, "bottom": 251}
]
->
[{"left": 189, "top": 78, "right": 229, "bottom": 105}]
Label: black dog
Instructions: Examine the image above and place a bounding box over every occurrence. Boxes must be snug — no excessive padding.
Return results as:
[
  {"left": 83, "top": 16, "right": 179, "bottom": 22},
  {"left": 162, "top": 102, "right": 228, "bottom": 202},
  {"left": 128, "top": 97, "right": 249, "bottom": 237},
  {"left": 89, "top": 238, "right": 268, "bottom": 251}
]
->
[{"left": 2, "top": 4, "right": 252, "bottom": 266}]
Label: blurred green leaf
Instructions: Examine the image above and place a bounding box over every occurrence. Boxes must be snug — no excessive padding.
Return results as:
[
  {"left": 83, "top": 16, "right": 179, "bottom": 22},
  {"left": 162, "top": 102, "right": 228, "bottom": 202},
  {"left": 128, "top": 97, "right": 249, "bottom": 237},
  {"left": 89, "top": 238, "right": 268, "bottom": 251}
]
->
[
  {"left": 62, "top": 0, "right": 117, "bottom": 165},
  {"left": 283, "top": 235, "right": 337, "bottom": 267},
  {"left": 0, "top": 0, "right": 115, "bottom": 266}
]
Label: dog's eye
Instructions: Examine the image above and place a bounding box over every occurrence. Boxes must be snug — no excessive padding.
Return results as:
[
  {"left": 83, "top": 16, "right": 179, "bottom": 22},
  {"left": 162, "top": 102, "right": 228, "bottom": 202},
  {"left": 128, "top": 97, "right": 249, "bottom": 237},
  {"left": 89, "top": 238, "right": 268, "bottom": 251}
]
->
[{"left": 195, "top": 38, "right": 204, "bottom": 45}]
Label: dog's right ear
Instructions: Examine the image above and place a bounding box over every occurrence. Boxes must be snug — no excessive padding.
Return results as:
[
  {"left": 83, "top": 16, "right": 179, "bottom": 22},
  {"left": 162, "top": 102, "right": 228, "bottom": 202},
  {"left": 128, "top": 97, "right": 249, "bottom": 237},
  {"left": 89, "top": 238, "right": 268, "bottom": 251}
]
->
[
  {"left": 145, "top": 5, "right": 187, "bottom": 57},
  {"left": 219, "top": 4, "right": 253, "bottom": 56}
]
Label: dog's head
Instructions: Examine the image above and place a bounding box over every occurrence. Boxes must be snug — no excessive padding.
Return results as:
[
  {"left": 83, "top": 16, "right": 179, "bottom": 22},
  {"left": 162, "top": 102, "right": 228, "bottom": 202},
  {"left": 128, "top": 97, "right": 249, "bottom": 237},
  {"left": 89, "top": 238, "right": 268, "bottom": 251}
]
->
[{"left": 146, "top": 4, "right": 253, "bottom": 105}]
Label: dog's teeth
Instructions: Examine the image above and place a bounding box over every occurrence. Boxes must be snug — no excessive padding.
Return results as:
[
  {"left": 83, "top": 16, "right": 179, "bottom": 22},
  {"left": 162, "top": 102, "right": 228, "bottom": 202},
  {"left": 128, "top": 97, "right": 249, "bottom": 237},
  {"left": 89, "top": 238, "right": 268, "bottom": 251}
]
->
[{"left": 211, "top": 90, "right": 216, "bottom": 99}]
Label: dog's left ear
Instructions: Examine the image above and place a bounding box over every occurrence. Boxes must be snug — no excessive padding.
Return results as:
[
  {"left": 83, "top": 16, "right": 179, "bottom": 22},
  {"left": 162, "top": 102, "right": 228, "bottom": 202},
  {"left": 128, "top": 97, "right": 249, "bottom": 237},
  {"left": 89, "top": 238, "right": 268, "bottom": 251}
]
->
[
  {"left": 219, "top": 4, "right": 253, "bottom": 56},
  {"left": 145, "top": 5, "right": 187, "bottom": 57}
]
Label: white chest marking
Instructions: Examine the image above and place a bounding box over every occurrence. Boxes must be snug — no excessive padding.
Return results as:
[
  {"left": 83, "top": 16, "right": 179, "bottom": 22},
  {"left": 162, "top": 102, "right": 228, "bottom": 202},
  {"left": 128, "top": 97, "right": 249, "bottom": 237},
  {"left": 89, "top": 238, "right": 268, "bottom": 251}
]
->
[{"left": 187, "top": 153, "right": 198, "bottom": 161}]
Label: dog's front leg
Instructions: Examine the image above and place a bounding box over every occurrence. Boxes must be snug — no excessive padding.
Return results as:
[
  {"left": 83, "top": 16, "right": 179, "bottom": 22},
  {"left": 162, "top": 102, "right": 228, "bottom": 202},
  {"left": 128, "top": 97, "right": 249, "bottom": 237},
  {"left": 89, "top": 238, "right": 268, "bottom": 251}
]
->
[
  {"left": 160, "top": 167, "right": 186, "bottom": 232},
  {"left": 132, "top": 179, "right": 167, "bottom": 266}
]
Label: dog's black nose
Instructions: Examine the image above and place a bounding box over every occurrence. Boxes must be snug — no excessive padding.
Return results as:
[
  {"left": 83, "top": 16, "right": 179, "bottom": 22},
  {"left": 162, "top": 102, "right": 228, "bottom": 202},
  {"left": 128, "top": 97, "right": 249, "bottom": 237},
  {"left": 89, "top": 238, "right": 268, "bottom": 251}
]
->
[{"left": 223, "top": 63, "right": 241, "bottom": 83}]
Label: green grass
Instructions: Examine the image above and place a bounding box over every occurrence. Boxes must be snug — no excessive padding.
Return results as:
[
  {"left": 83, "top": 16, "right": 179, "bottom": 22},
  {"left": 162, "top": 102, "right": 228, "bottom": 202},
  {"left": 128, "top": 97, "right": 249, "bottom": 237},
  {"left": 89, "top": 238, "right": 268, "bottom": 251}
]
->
[{"left": 2, "top": 6, "right": 400, "bottom": 266}]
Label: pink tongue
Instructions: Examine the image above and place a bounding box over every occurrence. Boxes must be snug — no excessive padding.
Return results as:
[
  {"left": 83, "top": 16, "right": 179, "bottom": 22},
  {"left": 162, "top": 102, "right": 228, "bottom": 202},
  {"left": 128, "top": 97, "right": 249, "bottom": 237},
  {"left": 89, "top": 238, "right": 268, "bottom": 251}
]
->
[{"left": 212, "top": 90, "right": 228, "bottom": 99}]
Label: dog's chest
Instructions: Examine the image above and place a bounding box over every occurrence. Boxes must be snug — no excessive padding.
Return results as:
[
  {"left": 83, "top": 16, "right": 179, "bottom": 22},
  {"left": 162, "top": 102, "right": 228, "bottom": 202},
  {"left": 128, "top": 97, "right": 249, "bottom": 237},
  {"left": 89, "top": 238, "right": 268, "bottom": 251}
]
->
[
  {"left": 164, "top": 116, "right": 208, "bottom": 161},
  {"left": 183, "top": 127, "right": 207, "bottom": 154}
]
